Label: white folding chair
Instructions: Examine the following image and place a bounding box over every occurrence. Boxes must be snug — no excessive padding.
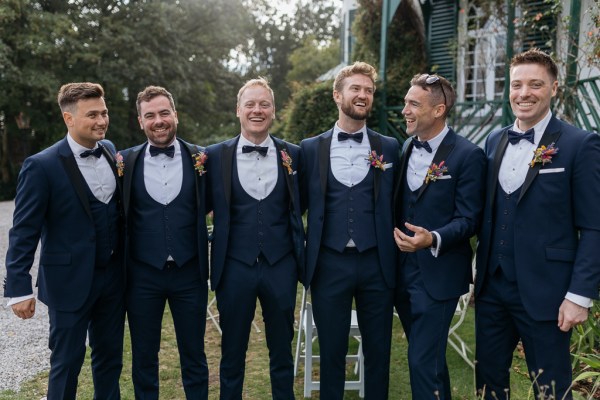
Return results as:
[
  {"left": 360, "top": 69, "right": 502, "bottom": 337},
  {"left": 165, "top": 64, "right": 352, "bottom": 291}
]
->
[
  {"left": 447, "top": 257, "right": 476, "bottom": 369},
  {"left": 294, "top": 288, "right": 365, "bottom": 398}
]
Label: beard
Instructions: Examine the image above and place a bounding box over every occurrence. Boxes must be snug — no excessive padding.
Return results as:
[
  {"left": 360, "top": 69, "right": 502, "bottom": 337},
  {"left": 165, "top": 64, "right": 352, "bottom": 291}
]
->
[{"left": 340, "top": 101, "right": 371, "bottom": 121}]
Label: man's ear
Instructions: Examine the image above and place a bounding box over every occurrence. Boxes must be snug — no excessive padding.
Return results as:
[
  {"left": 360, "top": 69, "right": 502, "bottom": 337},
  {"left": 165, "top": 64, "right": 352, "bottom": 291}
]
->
[{"left": 63, "top": 111, "right": 74, "bottom": 127}]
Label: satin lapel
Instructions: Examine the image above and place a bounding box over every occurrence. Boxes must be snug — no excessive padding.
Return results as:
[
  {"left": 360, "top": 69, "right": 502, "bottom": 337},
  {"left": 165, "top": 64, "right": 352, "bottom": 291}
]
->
[
  {"left": 318, "top": 131, "right": 333, "bottom": 196},
  {"left": 221, "top": 137, "right": 237, "bottom": 207},
  {"left": 181, "top": 140, "right": 202, "bottom": 211},
  {"left": 487, "top": 131, "right": 509, "bottom": 211},
  {"left": 518, "top": 122, "right": 562, "bottom": 203},
  {"left": 123, "top": 144, "right": 145, "bottom": 218},
  {"left": 369, "top": 131, "right": 383, "bottom": 202},
  {"left": 59, "top": 143, "right": 93, "bottom": 221},
  {"left": 273, "top": 137, "right": 295, "bottom": 204},
  {"left": 394, "top": 139, "right": 413, "bottom": 204},
  {"left": 100, "top": 142, "right": 122, "bottom": 197},
  {"left": 416, "top": 135, "right": 455, "bottom": 201}
]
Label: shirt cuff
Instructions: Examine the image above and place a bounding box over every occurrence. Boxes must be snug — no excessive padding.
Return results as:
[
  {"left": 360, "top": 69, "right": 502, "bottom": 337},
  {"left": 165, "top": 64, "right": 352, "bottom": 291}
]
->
[
  {"left": 565, "top": 292, "right": 593, "bottom": 308},
  {"left": 6, "top": 294, "right": 35, "bottom": 307},
  {"left": 430, "top": 231, "right": 441, "bottom": 258}
]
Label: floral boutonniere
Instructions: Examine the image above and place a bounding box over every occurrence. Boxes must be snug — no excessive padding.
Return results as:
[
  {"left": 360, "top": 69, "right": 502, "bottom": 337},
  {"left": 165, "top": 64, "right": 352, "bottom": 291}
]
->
[
  {"left": 115, "top": 152, "right": 124, "bottom": 177},
  {"left": 281, "top": 149, "right": 293, "bottom": 175},
  {"left": 425, "top": 161, "right": 448, "bottom": 184},
  {"left": 529, "top": 142, "right": 559, "bottom": 167},
  {"left": 366, "top": 150, "right": 386, "bottom": 170},
  {"left": 193, "top": 151, "right": 208, "bottom": 176}
]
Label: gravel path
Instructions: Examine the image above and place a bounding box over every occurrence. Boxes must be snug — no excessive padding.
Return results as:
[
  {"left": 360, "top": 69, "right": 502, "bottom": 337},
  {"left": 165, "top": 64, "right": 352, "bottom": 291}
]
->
[{"left": 0, "top": 200, "right": 51, "bottom": 392}]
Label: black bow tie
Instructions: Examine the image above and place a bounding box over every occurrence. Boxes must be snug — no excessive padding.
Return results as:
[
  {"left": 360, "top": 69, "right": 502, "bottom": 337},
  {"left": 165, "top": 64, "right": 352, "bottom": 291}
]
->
[
  {"left": 412, "top": 137, "right": 432, "bottom": 153},
  {"left": 149, "top": 145, "right": 175, "bottom": 158},
  {"left": 338, "top": 131, "right": 363, "bottom": 143},
  {"left": 242, "top": 145, "right": 269, "bottom": 157},
  {"left": 507, "top": 128, "right": 535, "bottom": 145},
  {"left": 80, "top": 147, "right": 103, "bottom": 158}
]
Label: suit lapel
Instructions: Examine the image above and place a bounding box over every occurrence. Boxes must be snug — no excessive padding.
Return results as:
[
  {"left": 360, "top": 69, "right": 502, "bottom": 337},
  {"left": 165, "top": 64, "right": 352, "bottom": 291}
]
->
[
  {"left": 221, "top": 137, "right": 237, "bottom": 207},
  {"left": 518, "top": 118, "right": 562, "bottom": 203},
  {"left": 58, "top": 139, "right": 93, "bottom": 221},
  {"left": 394, "top": 139, "right": 412, "bottom": 205},
  {"left": 318, "top": 130, "right": 333, "bottom": 197},
  {"left": 273, "top": 136, "right": 295, "bottom": 206},
  {"left": 368, "top": 130, "right": 383, "bottom": 203},
  {"left": 123, "top": 144, "right": 145, "bottom": 217},
  {"left": 100, "top": 141, "right": 122, "bottom": 197},
  {"left": 180, "top": 139, "right": 203, "bottom": 211},
  {"left": 416, "top": 132, "right": 455, "bottom": 201}
]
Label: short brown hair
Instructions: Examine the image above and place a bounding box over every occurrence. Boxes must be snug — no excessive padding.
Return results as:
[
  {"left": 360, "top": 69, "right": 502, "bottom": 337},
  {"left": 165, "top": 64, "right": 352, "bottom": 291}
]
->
[
  {"left": 333, "top": 61, "right": 377, "bottom": 93},
  {"left": 410, "top": 73, "right": 456, "bottom": 118},
  {"left": 57, "top": 82, "right": 104, "bottom": 112},
  {"left": 511, "top": 48, "right": 558, "bottom": 81},
  {"left": 136, "top": 86, "right": 176, "bottom": 115},
  {"left": 237, "top": 77, "right": 274, "bottom": 106}
]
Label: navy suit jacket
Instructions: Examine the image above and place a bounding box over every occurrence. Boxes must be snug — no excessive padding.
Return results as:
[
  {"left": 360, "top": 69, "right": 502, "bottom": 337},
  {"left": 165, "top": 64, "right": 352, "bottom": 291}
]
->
[
  {"left": 4, "top": 137, "right": 122, "bottom": 311},
  {"left": 206, "top": 135, "right": 305, "bottom": 290},
  {"left": 300, "top": 128, "right": 400, "bottom": 288},
  {"left": 121, "top": 138, "right": 209, "bottom": 282},
  {"left": 476, "top": 116, "right": 600, "bottom": 321},
  {"left": 394, "top": 129, "right": 486, "bottom": 300}
]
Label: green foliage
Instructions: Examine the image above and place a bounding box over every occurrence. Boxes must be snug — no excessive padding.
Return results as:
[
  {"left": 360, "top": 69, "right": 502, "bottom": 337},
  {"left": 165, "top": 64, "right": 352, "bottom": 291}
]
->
[
  {"left": 277, "top": 80, "right": 337, "bottom": 144},
  {"left": 571, "top": 298, "right": 600, "bottom": 398},
  {"left": 287, "top": 38, "right": 340, "bottom": 84},
  {"left": 352, "top": 0, "right": 426, "bottom": 135}
]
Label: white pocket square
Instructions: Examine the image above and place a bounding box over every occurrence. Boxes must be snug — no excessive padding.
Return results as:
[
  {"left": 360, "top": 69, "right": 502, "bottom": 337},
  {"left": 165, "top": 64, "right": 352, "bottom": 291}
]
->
[
  {"left": 384, "top": 163, "right": 393, "bottom": 170},
  {"left": 292, "top": 170, "right": 297, "bottom": 175},
  {"left": 437, "top": 175, "right": 452, "bottom": 180},
  {"left": 538, "top": 168, "right": 565, "bottom": 174}
]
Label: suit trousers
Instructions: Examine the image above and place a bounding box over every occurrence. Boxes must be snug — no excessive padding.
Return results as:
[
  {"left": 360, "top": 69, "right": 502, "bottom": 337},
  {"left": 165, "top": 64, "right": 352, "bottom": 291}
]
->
[
  {"left": 394, "top": 254, "right": 458, "bottom": 400},
  {"left": 311, "top": 246, "right": 393, "bottom": 400},
  {"left": 216, "top": 252, "right": 297, "bottom": 400},
  {"left": 47, "top": 258, "right": 125, "bottom": 400},
  {"left": 126, "top": 258, "right": 208, "bottom": 400},
  {"left": 475, "top": 268, "right": 573, "bottom": 400}
]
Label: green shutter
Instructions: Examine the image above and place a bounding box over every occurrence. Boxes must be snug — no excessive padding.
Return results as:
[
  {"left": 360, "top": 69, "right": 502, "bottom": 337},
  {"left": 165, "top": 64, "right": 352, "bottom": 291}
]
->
[
  {"left": 426, "top": 0, "right": 458, "bottom": 80},
  {"left": 520, "top": 0, "right": 557, "bottom": 53}
]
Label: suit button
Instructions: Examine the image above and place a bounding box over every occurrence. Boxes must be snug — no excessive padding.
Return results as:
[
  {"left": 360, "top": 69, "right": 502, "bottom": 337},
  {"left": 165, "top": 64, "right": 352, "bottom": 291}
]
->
[
  {"left": 349, "top": 219, "right": 354, "bottom": 223},
  {"left": 501, "top": 225, "right": 506, "bottom": 230},
  {"left": 499, "top": 240, "right": 505, "bottom": 245},
  {"left": 503, "top": 210, "right": 509, "bottom": 215}
]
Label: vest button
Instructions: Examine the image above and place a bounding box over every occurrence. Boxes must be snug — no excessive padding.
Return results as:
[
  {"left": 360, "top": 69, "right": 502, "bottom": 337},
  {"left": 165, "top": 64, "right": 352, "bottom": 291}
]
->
[{"left": 349, "top": 219, "right": 354, "bottom": 223}]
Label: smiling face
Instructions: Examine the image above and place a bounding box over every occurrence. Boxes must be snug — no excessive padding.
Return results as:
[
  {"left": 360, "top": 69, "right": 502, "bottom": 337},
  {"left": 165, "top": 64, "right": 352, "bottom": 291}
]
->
[
  {"left": 509, "top": 63, "right": 558, "bottom": 131},
  {"left": 402, "top": 85, "right": 445, "bottom": 141},
  {"left": 237, "top": 85, "right": 275, "bottom": 143},
  {"left": 63, "top": 97, "right": 109, "bottom": 149},
  {"left": 138, "top": 95, "right": 178, "bottom": 147},
  {"left": 334, "top": 73, "right": 374, "bottom": 121}
]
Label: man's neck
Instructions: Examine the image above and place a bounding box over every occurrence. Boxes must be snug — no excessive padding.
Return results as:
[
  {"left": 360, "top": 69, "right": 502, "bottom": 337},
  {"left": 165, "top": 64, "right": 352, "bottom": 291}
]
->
[{"left": 241, "top": 131, "right": 269, "bottom": 145}]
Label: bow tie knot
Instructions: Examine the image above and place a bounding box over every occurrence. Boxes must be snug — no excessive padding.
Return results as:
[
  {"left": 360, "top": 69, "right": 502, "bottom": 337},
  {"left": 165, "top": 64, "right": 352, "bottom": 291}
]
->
[
  {"left": 412, "top": 137, "right": 432, "bottom": 153},
  {"left": 507, "top": 128, "right": 535, "bottom": 145},
  {"left": 149, "top": 145, "right": 175, "bottom": 158},
  {"left": 80, "top": 146, "right": 103, "bottom": 158},
  {"left": 242, "top": 145, "right": 269, "bottom": 157},
  {"left": 338, "top": 131, "right": 363, "bottom": 143}
]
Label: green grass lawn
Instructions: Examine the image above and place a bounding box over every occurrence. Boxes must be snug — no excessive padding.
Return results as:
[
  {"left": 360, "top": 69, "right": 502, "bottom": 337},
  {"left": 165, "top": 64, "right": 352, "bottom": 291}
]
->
[{"left": 0, "top": 287, "right": 538, "bottom": 400}]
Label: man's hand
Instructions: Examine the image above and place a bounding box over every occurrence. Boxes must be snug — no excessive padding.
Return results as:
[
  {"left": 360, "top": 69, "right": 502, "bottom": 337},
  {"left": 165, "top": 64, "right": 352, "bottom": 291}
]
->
[
  {"left": 394, "top": 223, "right": 433, "bottom": 252},
  {"left": 11, "top": 298, "right": 36, "bottom": 320},
  {"left": 558, "top": 298, "right": 588, "bottom": 332}
]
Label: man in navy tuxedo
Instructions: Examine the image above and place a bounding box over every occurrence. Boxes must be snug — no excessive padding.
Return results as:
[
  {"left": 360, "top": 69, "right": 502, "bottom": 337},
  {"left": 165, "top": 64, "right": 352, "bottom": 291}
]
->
[
  {"left": 121, "top": 86, "right": 209, "bottom": 399},
  {"left": 393, "top": 74, "right": 486, "bottom": 399},
  {"left": 206, "top": 77, "right": 304, "bottom": 400},
  {"left": 475, "top": 48, "right": 600, "bottom": 399},
  {"left": 4, "top": 82, "right": 125, "bottom": 399},
  {"left": 300, "top": 62, "right": 399, "bottom": 399}
]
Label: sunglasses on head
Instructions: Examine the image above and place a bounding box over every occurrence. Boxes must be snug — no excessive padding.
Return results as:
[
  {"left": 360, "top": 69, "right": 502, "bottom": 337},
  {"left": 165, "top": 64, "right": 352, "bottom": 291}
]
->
[{"left": 424, "top": 74, "right": 447, "bottom": 107}]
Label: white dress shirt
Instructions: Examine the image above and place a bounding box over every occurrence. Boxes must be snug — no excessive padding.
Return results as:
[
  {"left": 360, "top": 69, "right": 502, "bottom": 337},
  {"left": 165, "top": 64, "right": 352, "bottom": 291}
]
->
[
  {"left": 144, "top": 139, "right": 183, "bottom": 205},
  {"left": 330, "top": 124, "right": 371, "bottom": 187},
  {"left": 237, "top": 135, "right": 278, "bottom": 200},
  {"left": 498, "top": 111, "right": 591, "bottom": 308},
  {"left": 68, "top": 133, "right": 116, "bottom": 204},
  {"left": 498, "top": 111, "right": 551, "bottom": 194}
]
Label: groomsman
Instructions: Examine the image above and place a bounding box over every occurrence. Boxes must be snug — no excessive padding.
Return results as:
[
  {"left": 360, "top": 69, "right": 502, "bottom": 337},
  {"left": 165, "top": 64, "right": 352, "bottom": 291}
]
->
[
  {"left": 475, "top": 48, "right": 600, "bottom": 399},
  {"left": 122, "top": 86, "right": 209, "bottom": 399},
  {"left": 4, "top": 82, "right": 125, "bottom": 399},
  {"left": 206, "top": 77, "right": 304, "bottom": 400},
  {"left": 300, "top": 61, "right": 399, "bottom": 399},
  {"left": 393, "top": 73, "right": 485, "bottom": 399}
]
